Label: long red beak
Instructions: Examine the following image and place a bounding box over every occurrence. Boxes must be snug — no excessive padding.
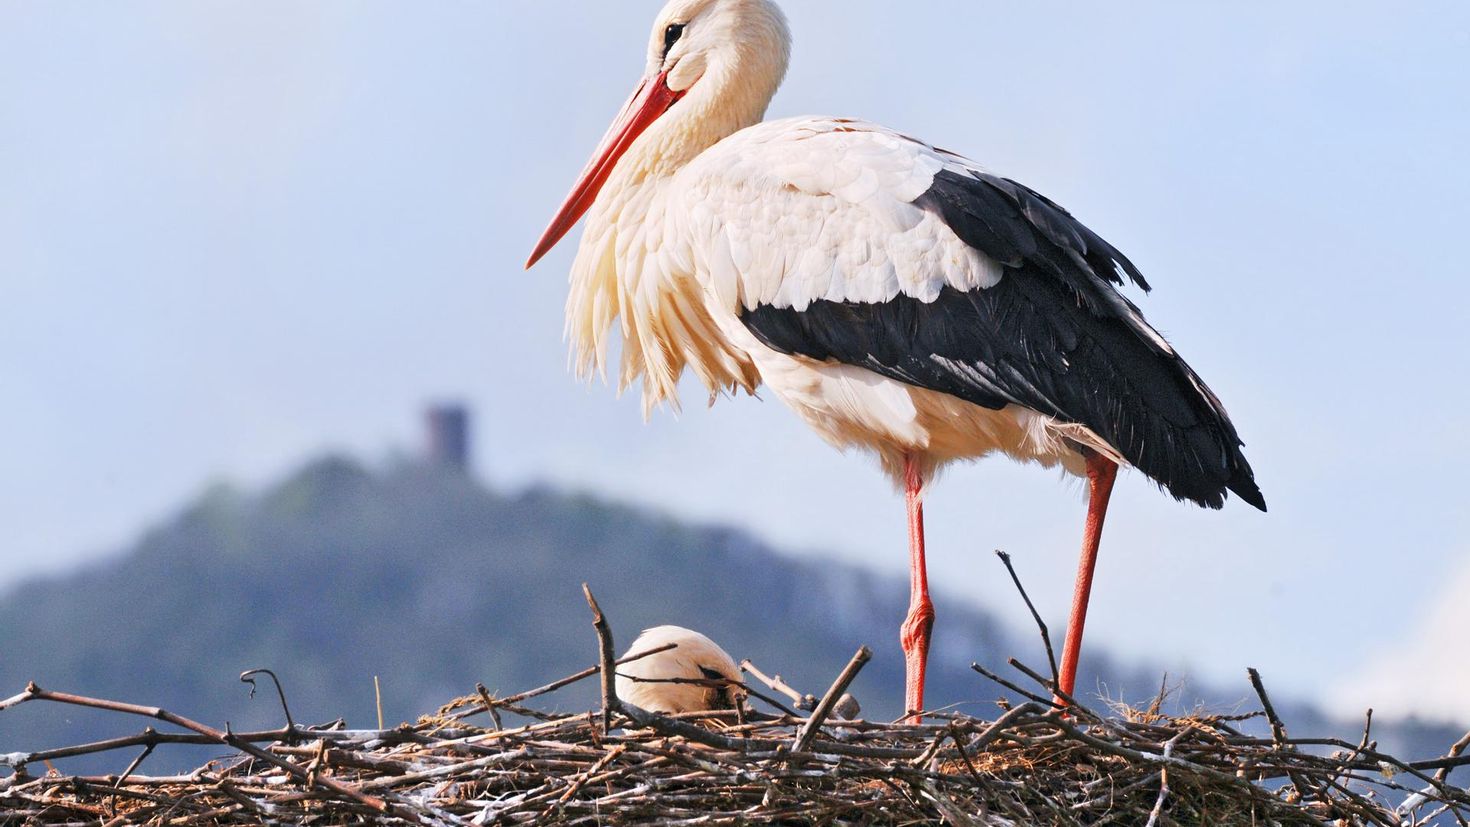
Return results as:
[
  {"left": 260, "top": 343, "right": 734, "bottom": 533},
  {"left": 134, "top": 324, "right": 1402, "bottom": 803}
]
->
[{"left": 525, "top": 71, "right": 686, "bottom": 269}]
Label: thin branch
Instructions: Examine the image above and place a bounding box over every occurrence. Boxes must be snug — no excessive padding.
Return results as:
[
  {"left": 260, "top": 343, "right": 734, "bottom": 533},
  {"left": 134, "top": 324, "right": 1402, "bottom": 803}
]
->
[
  {"left": 792, "top": 647, "right": 871, "bottom": 755},
  {"left": 582, "top": 583, "right": 619, "bottom": 735},
  {"left": 971, "top": 661, "right": 1062, "bottom": 711},
  {"left": 1435, "top": 729, "right": 1470, "bottom": 785},
  {"left": 238, "top": 669, "right": 296, "bottom": 736},
  {"left": 474, "top": 683, "right": 503, "bottom": 731},
  {"left": 740, "top": 660, "right": 817, "bottom": 711},
  {"left": 1247, "top": 667, "right": 1289, "bottom": 748},
  {"left": 1008, "top": 658, "right": 1094, "bottom": 721},
  {"left": 995, "top": 550, "right": 1060, "bottom": 690},
  {"left": 448, "top": 642, "right": 678, "bottom": 722},
  {"left": 1144, "top": 732, "right": 1183, "bottom": 827}
]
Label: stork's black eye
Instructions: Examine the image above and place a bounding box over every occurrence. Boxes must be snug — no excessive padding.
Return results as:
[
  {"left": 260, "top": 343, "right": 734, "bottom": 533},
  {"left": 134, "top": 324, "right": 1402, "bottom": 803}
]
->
[{"left": 663, "top": 23, "right": 686, "bottom": 59}]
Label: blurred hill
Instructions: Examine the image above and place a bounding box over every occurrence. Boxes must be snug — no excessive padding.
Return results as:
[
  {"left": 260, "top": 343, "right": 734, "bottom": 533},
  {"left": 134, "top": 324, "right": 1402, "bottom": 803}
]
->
[{"left": 0, "top": 457, "right": 1462, "bottom": 779}]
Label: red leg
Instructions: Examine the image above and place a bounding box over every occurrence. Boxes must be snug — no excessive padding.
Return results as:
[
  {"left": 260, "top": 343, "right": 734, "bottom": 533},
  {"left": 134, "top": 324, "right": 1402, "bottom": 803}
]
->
[
  {"left": 1056, "top": 454, "right": 1118, "bottom": 704},
  {"left": 900, "top": 456, "right": 935, "bottom": 722}
]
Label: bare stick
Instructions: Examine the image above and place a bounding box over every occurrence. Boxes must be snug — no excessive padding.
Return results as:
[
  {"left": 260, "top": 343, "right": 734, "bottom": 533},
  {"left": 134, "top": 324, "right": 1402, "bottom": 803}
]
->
[
  {"left": 239, "top": 669, "right": 297, "bottom": 737},
  {"left": 1329, "top": 708, "right": 1374, "bottom": 790},
  {"left": 740, "top": 660, "right": 817, "bottom": 711},
  {"left": 740, "top": 685, "right": 803, "bottom": 718},
  {"left": 0, "top": 682, "right": 40, "bottom": 711},
  {"left": 108, "top": 744, "right": 155, "bottom": 817},
  {"left": 965, "top": 702, "right": 1049, "bottom": 755},
  {"left": 1247, "top": 668, "right": 1289, "bottom": 748},
  {"left": 582, "top": 583, "right": 620, "bottom": 734},
  {"left": 450, "top": 642, "right": 679, "bottom": 721},
  {"left": 1248, "top": 667, "right": 1322, "bottom": 805},
  {"left": 1146, "top": 673, "right": 1171, "bottom": 719},
  {"left": 1144, "top": 732, "right": 1183, "bottom": 827},
  {"left": 374, "top": 676, "right": 385, "bottom": 731},
  {"left": 995, "top": 550, "right": 1060, "bottom": 691},
  {"left": 792, "top": 647, "right": 871, "bottom": 755},
  {"left": 614, "top": 671, "right": 794, "bottom": 718},
  {"left": 947, "top": 723, "right": 987, "bottom": 784},
  {"left": 474, "top": 684, "right": 503, "bottom": 731},
  {"left": 1435, "top": 729, "right": 1470, "bottom": 785},
  {"left": 971, "top": 662, "right": 1060, "bottom": 710},
  {"left": 1008, "top": 658, "right": 1094, "bottom": 720}
]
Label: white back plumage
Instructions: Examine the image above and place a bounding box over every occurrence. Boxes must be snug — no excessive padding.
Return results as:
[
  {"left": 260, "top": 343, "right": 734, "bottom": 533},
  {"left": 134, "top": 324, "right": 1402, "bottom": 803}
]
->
[
  {"left": 615, "top": 626, "right": 746, "bottom": 714},
  {"left": 673, "top": 117, "right": 1005, "bottom": 314}
]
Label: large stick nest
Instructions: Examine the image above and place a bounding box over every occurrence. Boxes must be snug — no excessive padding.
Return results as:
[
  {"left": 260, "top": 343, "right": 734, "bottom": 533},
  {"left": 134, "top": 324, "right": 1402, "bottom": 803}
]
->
[{"left": 2, "top": 587, "right": 1467, "bottom": 826}]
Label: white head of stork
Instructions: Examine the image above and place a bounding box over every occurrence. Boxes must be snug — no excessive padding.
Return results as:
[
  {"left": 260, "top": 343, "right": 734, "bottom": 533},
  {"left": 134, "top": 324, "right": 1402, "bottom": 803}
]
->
[
  {"left": 615, "top": 626, "right": 747, "bottom": 714},
  {"left": 527, "top": 0, "right": 1266, "bottom": 719}
]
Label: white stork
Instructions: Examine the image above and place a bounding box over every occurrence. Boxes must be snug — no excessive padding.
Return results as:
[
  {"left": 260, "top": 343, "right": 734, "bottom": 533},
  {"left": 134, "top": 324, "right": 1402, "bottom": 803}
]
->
[
  {"left": 616, "top": 626, "right": 748, "bottom": 714},
  {"left": 526, "top": 0, "right": 1265, "bottom": 718}
]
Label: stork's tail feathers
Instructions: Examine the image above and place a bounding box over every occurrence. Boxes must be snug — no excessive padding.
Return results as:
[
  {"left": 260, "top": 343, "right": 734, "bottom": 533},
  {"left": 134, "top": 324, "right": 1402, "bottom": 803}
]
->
[
  {"left": 1120, "top": 393, "right": 1267, "bottom": 514},
  {"left": 1227, "top": 458, "right": 1268, "bottom": 513}
]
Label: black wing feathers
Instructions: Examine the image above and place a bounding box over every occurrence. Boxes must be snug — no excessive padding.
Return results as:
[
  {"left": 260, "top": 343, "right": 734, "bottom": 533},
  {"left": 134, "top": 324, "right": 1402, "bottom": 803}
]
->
[{"left": 742, "top": 169, "right": 1265, "bottom": 512}]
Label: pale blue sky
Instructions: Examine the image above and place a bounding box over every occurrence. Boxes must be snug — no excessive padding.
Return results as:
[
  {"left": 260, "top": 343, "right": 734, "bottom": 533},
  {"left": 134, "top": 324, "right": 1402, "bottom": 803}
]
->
[{"left": 2, "top": 1, "right": 1467, "bottom": 717}]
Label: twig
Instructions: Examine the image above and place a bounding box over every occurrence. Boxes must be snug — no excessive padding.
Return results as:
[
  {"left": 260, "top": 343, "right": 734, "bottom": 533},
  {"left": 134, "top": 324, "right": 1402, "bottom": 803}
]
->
[
  {"left": 107, "top": 744, "right": 155, "bottom": 817},
  {"left": 738, "top": 684, "right": 803, "bottom": 718},
  {"left": 1329, "top": 708, "right": 1373, "bottom": 790},
  {"left": 965, "top": 702, "right": 1048, "bottom": 755},
  {"left": 1246, "top": 668, "right": 1289, "bottom": 748},
  {"left": 1402, "top": 727, "right": 1470, "bottom": 823},
  {"left": 582, "top": 583, "right": 619, "bottom": 734},
  {"left": 1435, "top": 729, "right": 1470, "bottom": 785},
  {"left": 1248, "top": 666, "right": 1311, "bottom": 803},
  {"left": 374, "top": 676, "right": 384, "bottom": 732},
  {"left": 474, "top": 684, "right": 503, "bottom": 731},
  {"left": 1144, "top": 732, "right": 1183, "bottom": 827},
  {"left": 557, "top": 745, "right": 626, "bottom": 803},
  {"left": 971, "top": 661, "right": 1060, "bottom": 710},
  {"left": 1008, "top": 658, "right": 1093, "bottom": 720},
  {"left": 740, "top": 660, "right": 817, "bottom": 711},
  {"left": 448, "top": 643, "right": 678, "bottom": 721},
  {"left": 239, "top": 669, "right": 297, "bottom": 737},
  {"left": 995, "top": 550, "right": 1060, "bottom": 691},
  {"left": 792, "top": 647, "right": 871, "bottom": 755},
  {"left": 946, "top": 723, "right": 986, "bottom": 785},
  {"left": 613, "top": 671, "right": 789, "bottom": 717}
]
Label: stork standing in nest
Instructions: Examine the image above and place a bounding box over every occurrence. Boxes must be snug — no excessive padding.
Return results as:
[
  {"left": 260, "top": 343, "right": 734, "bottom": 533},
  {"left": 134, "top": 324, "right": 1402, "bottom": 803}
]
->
[{"left": 526, "top": 0, "right": 1266, "bottom": 718}]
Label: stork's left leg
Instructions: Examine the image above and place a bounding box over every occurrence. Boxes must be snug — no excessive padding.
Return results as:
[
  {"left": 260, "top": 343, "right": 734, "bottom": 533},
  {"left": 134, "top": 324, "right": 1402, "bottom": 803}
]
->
[
  {"left": 900, "top": 456, "right": 935, "bottom": 722},
  {"left": 1056, "top": 453, "right": 1119, "bottom": 704}
]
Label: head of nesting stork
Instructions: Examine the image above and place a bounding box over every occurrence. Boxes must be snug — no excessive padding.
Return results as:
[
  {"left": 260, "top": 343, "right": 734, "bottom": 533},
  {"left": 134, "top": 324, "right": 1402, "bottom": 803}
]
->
[
  {"left": 615, "top": 626, "right": 748, "bottom": 714},
  {"left": 526, "top": 0, "right": 791, "bottom": 268}
]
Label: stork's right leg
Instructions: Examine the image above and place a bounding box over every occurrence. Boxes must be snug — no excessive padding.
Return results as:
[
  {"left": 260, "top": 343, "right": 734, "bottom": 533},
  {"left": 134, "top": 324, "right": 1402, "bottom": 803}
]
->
[
  {"left": 1056, "top": 453, "right": 1119, "bottom": 704},
  {"left": 901, "top": 456, "right": 935, "bottom": 723}
]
